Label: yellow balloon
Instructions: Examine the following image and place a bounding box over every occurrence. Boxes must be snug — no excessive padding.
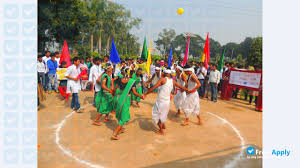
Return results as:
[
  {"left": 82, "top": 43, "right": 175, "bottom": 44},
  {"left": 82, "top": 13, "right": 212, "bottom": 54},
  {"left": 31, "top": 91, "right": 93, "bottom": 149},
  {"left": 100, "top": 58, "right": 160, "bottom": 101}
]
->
[{"left": 177, "top": 8, "right": 184, "bottom": 15}]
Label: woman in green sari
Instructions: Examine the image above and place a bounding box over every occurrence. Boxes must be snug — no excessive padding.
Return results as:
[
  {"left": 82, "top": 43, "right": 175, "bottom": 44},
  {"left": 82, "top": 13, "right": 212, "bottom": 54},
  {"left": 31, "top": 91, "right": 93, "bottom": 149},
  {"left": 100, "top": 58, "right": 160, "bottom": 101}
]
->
[
  {"left": 112, "top": 68, "right": 145, "bottom": 140},
  {"left": 112, "top": 67, "right": 126, "bottom": 111},
  {"left": 93, "top": 64, "right": 114, "bottom": 126},
  {"left": 130, "top": 68, "right": 145, "bottom": 107}
]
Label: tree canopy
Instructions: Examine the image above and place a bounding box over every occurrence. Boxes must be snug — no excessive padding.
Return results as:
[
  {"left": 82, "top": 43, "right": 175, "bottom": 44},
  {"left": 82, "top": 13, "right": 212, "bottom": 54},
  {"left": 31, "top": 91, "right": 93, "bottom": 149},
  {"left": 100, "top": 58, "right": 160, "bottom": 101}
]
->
[{"left": 38, "top": 0, "right": 142, "bottom": 57}]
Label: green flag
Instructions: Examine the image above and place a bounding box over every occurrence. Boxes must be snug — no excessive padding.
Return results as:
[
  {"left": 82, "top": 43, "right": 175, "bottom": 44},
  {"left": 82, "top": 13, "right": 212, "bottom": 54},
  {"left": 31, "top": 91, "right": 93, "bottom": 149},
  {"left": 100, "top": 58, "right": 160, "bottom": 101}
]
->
[
  {"left": 217, "top": 47, "right": 226, "bottom": 72},
  {"left": 141, "top": 37, "right": 148, "bottom": 60}
]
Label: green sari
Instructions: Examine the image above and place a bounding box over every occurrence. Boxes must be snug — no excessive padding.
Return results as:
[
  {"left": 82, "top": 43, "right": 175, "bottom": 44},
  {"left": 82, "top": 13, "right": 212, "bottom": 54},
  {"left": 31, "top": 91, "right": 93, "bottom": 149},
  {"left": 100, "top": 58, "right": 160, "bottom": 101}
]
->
[
  {"left": 116, "top": 78, "right": 136, "bottom": 126},
  {"left": 95, "top": 73, "right": 113, "bottom": 114},
  {"left": 131, "top": 73, "right": 142, "bottom": 102},
  {"left": 113, "top": 74, "right": 123, "bottom": 111}
]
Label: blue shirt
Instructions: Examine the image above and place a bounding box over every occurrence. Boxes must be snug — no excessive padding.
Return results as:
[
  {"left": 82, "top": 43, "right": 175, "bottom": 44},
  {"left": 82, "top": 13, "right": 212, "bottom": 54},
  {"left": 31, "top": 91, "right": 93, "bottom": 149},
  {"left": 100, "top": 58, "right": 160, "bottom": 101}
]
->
[{"left": 47, "top": 59, "right": 58, "bottom": 74}]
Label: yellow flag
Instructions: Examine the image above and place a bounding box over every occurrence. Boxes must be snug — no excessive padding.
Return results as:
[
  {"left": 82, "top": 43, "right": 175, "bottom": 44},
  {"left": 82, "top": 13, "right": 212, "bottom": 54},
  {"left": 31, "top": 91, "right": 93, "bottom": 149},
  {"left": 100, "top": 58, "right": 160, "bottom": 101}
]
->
[
  {"left": 201, "top": 53, "right": 205, "bottom": 62},
  {"left": 146, "top": 41, "right": 152, "bottom": 75}
]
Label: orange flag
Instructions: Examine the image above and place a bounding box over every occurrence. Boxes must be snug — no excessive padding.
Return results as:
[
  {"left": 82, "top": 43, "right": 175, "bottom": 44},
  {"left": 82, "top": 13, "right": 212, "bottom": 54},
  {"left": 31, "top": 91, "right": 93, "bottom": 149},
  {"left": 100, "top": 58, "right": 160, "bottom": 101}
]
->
[
  {"left": 60, "top": 40, "right": 71, "bottom": 67},
  {"left": 201, "top": 33, "right": 210, "bottom": 69}
]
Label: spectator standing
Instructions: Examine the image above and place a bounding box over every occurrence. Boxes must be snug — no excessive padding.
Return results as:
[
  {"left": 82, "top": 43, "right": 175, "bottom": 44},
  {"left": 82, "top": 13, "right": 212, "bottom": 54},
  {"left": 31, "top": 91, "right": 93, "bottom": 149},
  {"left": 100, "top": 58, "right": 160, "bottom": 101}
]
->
[
  {"left": 46, "top": 53, "right": 58, "bottom": 93},
  {"left": 42, "top": 51, "right": 51, "bottom": 90},
  {"left": 55, "top": 51, "right": 60, "bottom": 66},
  {"left": 208, "top": 64, "right": 220, "bottom": 102},
  {"left": 196, "top": 62, "right": 207, "bottom": 97},
  {"left": 65, "top": 57, "right": 83, "bottom": 112},
  {"left": 80, "top": 58, "right": 89, "bottom": 91},
  {"left": 37, "top": 55, "right": 46, "bottom": 91},
  {"left": 89, "top": 57, "right": 102, "bottom": 106}
]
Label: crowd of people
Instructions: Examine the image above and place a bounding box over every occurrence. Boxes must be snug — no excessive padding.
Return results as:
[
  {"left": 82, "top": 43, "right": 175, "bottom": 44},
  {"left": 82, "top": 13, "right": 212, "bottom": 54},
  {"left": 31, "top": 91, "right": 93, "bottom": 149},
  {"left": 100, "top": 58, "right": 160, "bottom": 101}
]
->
[{"left": 37, "top": 51, "right": 262, "bottom": 140}]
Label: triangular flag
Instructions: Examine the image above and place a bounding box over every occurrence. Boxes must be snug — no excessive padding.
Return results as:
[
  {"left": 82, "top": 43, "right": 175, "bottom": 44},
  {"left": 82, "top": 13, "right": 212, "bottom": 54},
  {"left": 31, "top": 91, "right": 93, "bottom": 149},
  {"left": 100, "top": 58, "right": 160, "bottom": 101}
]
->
[
  {"left": 146, "top": 41, "right": 152, "bottom": 75},
  {"left": 182, "top": 36, "right": 190, "bottom": 66},
  {"left": 201, "top": 33, "right": 210, "bottom": 69},
  {"left": 60, "top": 40, "right": 71, "bottom": 67},
  {"left": 217, "top": 47, "right": 226, "bottom": 72},
  {"left": 110, "top": 38, "right": 120, "bottom": 64},
  {"left": 141, "top": 37, "right": 148, "bottom": 60}
]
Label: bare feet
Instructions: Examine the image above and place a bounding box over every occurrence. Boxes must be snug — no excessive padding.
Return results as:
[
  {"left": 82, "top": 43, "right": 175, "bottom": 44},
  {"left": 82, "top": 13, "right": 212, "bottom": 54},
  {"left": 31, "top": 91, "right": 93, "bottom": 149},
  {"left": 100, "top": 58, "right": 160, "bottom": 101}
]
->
[
  {"left": 118, "top": 128, "right": 125, "bottom": 134},
  {"left": 111, "top": 135, "right": 120, "bottom": 140},
  {"left": 197, "top": 120, "right": 203, "bottom": 125},
  {"left": 92, "top": 121, "right": 102, "bottom": 126},
  {"left": 103, "top": 118, "right": 111, "bottom": 122},
  {"left": 182, "top": 121, "right": 189, "bottom": 126},
  {"left": 155, "top": 131, "right": 164, "bottom": 135},
  {"left": 136, "top": 103, "right": 140, "bottom": 108}
]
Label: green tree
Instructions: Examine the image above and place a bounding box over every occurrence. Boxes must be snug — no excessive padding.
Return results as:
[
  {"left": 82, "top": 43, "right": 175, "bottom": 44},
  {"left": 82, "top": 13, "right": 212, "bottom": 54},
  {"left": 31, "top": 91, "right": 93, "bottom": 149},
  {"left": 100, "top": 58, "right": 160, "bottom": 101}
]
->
[
  {"left": 237, "top": 54, "right": 243, "bottom": 64},
  {"left": 247, "top": 37, "right": 262, "bottom": 67},
  {"left": 154, "top": 29, "right": 176, "bottom": 57},
  {"left": 172, "top": 34, "right": 204, "bottom": 60},
  {"left": 239, "top": 37, "right": 253, "bottom": 60}
]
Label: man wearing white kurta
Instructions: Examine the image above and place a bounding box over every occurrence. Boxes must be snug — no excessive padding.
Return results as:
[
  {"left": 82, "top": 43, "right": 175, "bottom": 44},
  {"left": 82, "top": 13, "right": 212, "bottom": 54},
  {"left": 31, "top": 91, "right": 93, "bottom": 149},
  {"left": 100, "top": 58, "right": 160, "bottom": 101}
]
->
[
  {"left": 182, "top": 65, "right": 203, "bottom": 126},
  {"left": 65, "top": 57, "right": 82, "bottom": 112},
  {"left": 89, "top": 57, "right": 102, "bottom": 106},
  {"left": 145, "top": 68, "right": 189, "bottom": 135},
  {"left": 174, "top": 65, "right": 187, "bottom": 117}
]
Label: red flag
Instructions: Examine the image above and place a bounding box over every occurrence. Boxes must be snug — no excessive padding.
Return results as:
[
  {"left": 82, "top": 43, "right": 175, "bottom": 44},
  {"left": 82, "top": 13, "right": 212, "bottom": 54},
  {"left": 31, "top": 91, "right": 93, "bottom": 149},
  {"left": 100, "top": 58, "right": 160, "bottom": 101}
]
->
[
  {"left": 60, "top": 40, "right": 71, "bottom": 67},
  {"left": 204, "top": 33, "right": 210, "bottom": 69},
  {"left": 182, "top": 36, "right": 190, "bottom": 66}
]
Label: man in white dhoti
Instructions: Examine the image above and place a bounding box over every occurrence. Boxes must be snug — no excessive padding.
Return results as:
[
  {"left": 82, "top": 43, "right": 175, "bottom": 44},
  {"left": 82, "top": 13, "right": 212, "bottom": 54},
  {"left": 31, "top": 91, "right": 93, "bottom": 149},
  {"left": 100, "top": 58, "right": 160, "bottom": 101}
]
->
[
  {"left": 182, "top": 65, "right": 203, "bottom": 126},
  {"left": 174, "top": 65, "right": 188, "bottom": 117},
  {"left": 145, "top": 68, "right": 189, "bottom": 135}
]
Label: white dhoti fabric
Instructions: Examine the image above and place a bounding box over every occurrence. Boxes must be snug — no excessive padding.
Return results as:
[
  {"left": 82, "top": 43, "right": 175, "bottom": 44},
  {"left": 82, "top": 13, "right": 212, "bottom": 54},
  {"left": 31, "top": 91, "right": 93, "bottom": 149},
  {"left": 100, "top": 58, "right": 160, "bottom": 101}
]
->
[
  {"left": 152, "top": 100, "right": 170, "bottom": 124},
  {"left": 174, "top": 90, "right": 186, "bottom": 110},
  {"left": 183, "top": 91, "right": 200, "bottom": 117}
]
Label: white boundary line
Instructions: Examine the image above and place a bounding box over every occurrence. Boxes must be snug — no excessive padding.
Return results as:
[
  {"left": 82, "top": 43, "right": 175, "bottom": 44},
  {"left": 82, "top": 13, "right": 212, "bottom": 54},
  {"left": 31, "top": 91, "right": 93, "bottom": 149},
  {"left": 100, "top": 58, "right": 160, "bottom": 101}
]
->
[
  {"left": 206, "top": 112, "right": 246, "bottom": 168},
  {"left": 54, "top": 106, "right": 245, "bottom": 168},
  {"left": 55, "top": 104, "right": 104, "bottom": 168}
]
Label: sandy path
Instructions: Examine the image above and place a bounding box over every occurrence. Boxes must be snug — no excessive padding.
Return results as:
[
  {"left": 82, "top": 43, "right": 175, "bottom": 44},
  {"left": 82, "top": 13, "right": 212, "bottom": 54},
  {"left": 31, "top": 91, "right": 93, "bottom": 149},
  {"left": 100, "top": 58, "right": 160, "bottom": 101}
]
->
[{"left": 38, "top": 91, "right": 262, "bottom": 168}]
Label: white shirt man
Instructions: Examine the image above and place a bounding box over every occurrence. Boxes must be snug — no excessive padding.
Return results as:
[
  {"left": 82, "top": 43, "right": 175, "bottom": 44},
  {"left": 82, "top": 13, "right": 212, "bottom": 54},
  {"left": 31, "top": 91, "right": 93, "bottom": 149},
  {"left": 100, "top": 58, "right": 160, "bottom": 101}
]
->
[
  {"left": 55, "top": 57, "right": 60, "bottom": 66},
  {"left": 42, "top": 56, "right": 51, "bottom": 73},
  {"left": 37, "top": 60, "right": 46, "bottom": 73},
  {"left": 89, "top": 64, "right": 102, "bottom": 92},
  {"left": 196, "top": 66, "right": 207, "bottom": 80},
  {"left": 208, "top": 69, "right": 220, "bottom": 84},
  {"left": 66, "top": 64, "right": 81, "bottom": 94}
]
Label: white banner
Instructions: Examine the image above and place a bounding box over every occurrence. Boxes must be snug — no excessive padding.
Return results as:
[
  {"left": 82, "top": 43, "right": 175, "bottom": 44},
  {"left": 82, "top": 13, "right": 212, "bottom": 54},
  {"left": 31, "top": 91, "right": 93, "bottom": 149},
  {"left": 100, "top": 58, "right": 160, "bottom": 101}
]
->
[{"left": 229, "top": 70, "right": 261, "bottom": 89}]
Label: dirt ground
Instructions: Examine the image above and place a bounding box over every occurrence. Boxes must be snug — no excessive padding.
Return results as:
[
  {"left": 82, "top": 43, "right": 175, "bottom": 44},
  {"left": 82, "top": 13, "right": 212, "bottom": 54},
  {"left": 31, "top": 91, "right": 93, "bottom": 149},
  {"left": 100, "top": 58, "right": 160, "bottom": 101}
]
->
[{"left": 38, "top": 91, "right": 262, "bottom": 168}]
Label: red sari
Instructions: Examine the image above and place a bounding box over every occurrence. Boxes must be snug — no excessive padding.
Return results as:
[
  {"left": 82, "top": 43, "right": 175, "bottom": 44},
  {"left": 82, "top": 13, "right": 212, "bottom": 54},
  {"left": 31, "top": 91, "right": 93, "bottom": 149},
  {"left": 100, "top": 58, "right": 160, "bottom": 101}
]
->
[
  {"left": 256, "top": 86, "right": 263, "bottom": 112},
  {"left": 221, "top": 70, "right": 232, "bottom": 100}
]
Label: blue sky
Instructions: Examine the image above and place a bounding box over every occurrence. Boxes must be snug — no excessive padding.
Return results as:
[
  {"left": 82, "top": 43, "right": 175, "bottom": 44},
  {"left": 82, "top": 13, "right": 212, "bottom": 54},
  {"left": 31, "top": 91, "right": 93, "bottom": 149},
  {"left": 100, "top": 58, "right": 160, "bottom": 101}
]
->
[{"left": 112, "top": 0, "right": 262, "bottom": 45}]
